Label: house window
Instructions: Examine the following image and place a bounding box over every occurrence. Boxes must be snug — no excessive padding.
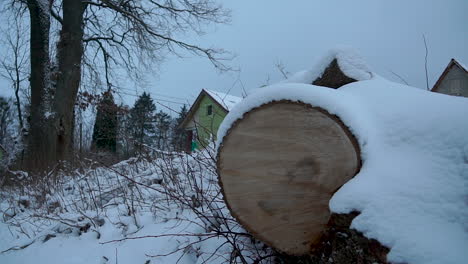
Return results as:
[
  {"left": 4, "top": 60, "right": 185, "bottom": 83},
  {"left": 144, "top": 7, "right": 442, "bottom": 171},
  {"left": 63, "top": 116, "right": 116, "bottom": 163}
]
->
[{"left": 207, "top": 105, "right": 213, "bottom": 116}]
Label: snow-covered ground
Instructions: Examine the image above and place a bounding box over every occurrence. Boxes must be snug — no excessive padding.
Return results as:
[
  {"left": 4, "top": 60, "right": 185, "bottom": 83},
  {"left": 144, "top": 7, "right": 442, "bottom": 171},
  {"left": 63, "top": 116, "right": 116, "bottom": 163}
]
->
[
  {"left": 0, "top": 151, "right": 269, "bottom": 264},
  {"left": 2, "top": 49, "right": 467, "bottom": 264}
]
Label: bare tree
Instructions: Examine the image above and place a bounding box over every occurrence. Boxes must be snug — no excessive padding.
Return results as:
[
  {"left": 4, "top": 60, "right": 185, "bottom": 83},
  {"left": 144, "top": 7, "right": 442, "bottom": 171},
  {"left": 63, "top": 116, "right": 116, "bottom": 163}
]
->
[
  {"left": 0, "top": 7, "right": 29, "bottom": 131},
  {"left": 6, "top": 0, "right": 231, "bottom": 172}
]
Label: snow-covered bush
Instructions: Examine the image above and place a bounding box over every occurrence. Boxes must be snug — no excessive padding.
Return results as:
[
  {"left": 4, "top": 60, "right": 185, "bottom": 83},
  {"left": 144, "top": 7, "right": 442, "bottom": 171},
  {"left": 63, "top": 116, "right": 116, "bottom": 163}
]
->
[{"left": 0, "top": 146, "right": 274, "bottom": 263}]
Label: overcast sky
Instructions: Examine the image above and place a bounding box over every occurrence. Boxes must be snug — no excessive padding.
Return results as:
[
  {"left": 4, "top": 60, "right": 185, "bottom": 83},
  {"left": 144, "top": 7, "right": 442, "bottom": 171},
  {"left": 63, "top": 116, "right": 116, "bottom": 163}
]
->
[{"left": 1, "top": 0, "right": 467, "bottom": 115}]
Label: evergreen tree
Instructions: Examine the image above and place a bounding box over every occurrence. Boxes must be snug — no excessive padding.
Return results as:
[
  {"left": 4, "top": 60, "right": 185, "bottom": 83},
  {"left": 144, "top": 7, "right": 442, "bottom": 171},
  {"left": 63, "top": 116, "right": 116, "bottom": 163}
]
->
[
  {"left": 129, "top": 92, "right": 156, "bottom": 151},
  {"left": 116, "top": 105, "right": 132, "bottom": 157},
  {"left": 155, "top": 110, "right": 172, "bottom": 150},
  {"left": 171, "top": 104, "right": 189, "bottom": 151},
  {"left": 92, "top": 91, "right": 118, "bottom": 152}
]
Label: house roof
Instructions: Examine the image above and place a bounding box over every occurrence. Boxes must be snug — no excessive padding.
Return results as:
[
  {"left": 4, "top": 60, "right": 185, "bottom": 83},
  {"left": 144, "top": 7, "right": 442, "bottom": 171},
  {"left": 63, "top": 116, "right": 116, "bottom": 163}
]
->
[
  {"left": 204, "top": 89, "right": 243, "bottom": 111},
  {"left": 431, "top": 58, "right": 468, "bottom": 92},
  {"left": 179, "top": 89, "right": 242, "bottom": 129}
]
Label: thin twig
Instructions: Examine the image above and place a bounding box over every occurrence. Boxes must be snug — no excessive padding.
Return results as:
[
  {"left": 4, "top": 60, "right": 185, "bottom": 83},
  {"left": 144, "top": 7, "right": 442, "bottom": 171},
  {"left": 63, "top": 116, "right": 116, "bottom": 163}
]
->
[{"left": 423, "top": 34, "right": 430, "bottom": 90}]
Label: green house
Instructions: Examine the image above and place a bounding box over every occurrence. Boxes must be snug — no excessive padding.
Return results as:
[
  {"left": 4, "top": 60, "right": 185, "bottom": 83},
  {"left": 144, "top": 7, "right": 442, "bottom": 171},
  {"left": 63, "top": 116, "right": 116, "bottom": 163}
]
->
[{"left": 180, "top": 89, "right": 242, "bottom": 152}]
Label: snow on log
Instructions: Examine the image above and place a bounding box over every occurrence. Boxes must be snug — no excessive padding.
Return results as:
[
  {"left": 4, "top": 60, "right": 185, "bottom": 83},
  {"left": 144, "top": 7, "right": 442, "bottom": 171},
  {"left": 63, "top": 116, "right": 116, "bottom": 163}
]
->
[
  {"left": 281, "top": 47, "right": 372, "bottom": 86},
  {"left": 217, "top": 48, "right": 367, "bottom": 255},
  {"left": 216, "top": 49, "right": 468, "bottom": 264},
  {"left": 217, "top": 101, "right": 360, "bottom": 255}
]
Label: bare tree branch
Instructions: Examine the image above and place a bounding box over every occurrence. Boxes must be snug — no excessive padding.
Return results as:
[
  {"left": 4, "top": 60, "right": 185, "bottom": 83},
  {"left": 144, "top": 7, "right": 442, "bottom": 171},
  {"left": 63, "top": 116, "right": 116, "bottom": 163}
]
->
[
  {"left": 423, "top": 34, "right": 429, "bottom": 90},
  {"left": 389, "top": 70, "right": 409, "bottom": 85}
]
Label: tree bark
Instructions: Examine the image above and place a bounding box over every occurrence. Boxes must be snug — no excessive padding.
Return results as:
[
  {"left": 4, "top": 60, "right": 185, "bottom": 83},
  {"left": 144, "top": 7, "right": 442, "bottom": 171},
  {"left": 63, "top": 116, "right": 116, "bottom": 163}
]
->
[
  {"left": 25, "top": 0, "right": 87, "bottom": 172},
  {"left": 25, "top": 0, "right": 53, "bottom": 171},
  {"left": 52, "top": 0, "right": 86, "bottom": 163}
]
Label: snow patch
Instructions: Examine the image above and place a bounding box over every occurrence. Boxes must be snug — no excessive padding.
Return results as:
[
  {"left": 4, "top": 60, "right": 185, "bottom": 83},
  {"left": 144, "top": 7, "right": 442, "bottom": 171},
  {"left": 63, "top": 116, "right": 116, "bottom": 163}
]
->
[{"left": 44, "top": 111, "right": 54, "bottom": 119}]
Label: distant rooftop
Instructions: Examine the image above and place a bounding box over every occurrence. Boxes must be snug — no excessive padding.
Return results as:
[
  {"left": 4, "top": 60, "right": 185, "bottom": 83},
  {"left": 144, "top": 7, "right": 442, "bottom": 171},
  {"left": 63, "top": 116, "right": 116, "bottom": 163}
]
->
[{"left": 431, "top": 58, "right": 468, "bottom": 92}]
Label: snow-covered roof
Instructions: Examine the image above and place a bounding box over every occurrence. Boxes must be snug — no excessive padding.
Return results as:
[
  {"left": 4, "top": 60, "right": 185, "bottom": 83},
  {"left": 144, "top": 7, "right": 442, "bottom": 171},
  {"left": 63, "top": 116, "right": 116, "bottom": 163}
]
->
[
  {"left": 432, "top": 58, "right": 468, "bottom": 92},
  {"left": 217, "top": 68, "right": 468, "bottom": 263},
  {"left": 179, "top": 89, "right": 243, "bottom": 129},
  {"left": 456, "top": 59, "right": 467, "bottom": 72},
  {"left": 282, "top": 47, "right": 373, "bottom": 85},
  {"left": 204, "top": 89, "right": 243, "bottom": 111}
]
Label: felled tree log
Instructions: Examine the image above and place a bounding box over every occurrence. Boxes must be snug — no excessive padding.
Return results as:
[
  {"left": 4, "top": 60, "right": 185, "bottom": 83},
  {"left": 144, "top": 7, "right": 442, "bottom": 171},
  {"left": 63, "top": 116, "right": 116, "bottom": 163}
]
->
[{"left": 217, "top": 100, "right": 361, "bottom": 255}]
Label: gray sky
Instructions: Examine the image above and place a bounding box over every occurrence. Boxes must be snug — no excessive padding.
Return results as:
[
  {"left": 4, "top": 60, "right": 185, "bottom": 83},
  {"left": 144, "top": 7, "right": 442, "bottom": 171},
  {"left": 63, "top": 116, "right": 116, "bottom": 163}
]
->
[
  {"left": 144, "top": 0, "right": 468, "bottom": 114},
  {"left": 1, "top": 0, "right": 467, "bottom": 115}
]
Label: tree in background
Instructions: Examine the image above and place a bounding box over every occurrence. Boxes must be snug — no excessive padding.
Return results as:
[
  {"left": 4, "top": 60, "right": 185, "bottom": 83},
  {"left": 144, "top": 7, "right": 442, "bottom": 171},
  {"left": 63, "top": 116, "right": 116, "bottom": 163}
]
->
[
  {"left": 4, "top": 0, "right": 230, "bottom": 172},
  {"left": 116, "top": 104, "right": 131, "bottom": 157},
  {"left": 171, "top": 104, "right": 189, "bottom": 152},
  {"left": 0, "top": 97, "right": 21, "bottom": 169},
  {"left": 0, "top": 97, "right": 14, "bottom": 146},
  {"left": 129, "top": 92, "right": 156, "bottom": 152},
  {"left": 155, "top": 110, "right": 172, "bottom": 150},
  {"left": 0, "top": 9, "right": 28, "bottom": 132},
  {"left": 91, "top": 91, "right": 118, "bottom": 153}
]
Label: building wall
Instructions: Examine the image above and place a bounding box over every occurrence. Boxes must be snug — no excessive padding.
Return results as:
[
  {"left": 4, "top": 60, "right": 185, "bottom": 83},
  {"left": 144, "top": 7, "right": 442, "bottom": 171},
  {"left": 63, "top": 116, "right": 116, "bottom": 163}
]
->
[
  {"left": 185, "top": 95, "right": 227, "bottom": 150},
  {"left": 434, "top": 66, "right": 468, "bottom": 97}
]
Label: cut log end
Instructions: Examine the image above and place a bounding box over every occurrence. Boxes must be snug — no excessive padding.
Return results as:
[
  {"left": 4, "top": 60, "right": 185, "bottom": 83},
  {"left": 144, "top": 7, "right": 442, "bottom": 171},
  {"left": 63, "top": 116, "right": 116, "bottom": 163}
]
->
[{"left": 217, "top": 101, "right": 361, "bottom": 255}]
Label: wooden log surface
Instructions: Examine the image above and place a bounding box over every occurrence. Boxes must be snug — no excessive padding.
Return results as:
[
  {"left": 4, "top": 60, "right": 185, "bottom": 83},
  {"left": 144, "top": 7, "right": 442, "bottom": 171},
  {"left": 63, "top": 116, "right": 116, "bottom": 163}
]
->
[{"left": 217, "top": 100, "right": 361, "bottom": 255}]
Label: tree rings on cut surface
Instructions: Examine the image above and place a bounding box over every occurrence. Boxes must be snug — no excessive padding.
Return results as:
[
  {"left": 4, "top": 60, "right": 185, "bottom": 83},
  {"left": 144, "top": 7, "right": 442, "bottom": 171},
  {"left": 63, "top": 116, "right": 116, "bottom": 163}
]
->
[{"left": 217, "top": 100, "right": 361, "bottom": 255}]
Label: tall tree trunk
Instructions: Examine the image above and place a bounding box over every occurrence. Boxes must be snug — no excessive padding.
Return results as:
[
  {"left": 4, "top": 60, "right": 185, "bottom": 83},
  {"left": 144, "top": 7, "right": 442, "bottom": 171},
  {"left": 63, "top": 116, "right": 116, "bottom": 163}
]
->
[
  {"left": 26, "top": 0, "right": 53, "bottom": 171},
  {"left": 26, "top": 0, "right": 87, "bottom": 172},
  {"left": 52, "top": 0, "right": 86, "bottom": 163}
]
